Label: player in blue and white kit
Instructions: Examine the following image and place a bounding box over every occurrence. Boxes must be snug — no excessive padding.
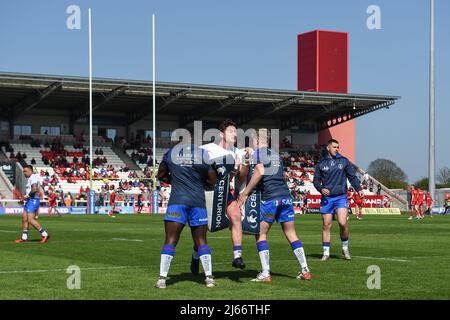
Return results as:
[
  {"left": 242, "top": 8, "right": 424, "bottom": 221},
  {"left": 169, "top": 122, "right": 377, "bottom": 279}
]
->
[
  {"left": 197, "top": 119, "right": 250, "bottom": 272},
  {"left": 155, "top": 143, "right": 218, "bottom": 288},
  {"left": 238, "top": 129, "right": 311, "bottom": 282},
  {"left": 313, "top": 139, "right": 364, "bottom": 261},
  {"left": 15, "top": 165, "right": 50, "bottom": 244}
]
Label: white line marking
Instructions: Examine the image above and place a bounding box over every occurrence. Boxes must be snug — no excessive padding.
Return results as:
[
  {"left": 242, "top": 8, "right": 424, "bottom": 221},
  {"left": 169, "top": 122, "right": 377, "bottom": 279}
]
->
[
  {"left": 0, "top": 230, "right": 17, "bottom": 233},
  {"left": 352, "top": 255, "right": 409, "bottom": 262},
  {"left": 112, "top": 238, "right": 144, "bottom": 242},
  {"left": 0, "top": 266, "right": 141, "bottom": 274},
  {"left": 0, "top": 255, "right": 419, "bottom": 275}
]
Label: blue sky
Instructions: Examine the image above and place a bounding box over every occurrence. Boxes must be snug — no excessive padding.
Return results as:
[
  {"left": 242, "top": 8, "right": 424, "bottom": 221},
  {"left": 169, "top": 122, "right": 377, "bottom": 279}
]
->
[{"left": 0, "top": 0, "right": 448, "bottom": 183}]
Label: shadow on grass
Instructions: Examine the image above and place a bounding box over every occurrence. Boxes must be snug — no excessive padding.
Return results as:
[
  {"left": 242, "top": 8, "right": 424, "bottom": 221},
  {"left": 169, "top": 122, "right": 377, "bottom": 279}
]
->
[
  {"left": 167, "top": 269, "right": 298, "bottom": 286},
  {"left": 307, "top": 253, "right": 342, "bottom": 260}
]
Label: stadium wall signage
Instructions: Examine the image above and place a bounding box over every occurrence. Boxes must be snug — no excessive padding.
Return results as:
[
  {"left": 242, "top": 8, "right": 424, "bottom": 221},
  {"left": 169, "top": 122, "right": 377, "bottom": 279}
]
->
[{"left": 361, "top": 208, "right": 401, "bottom": 215}]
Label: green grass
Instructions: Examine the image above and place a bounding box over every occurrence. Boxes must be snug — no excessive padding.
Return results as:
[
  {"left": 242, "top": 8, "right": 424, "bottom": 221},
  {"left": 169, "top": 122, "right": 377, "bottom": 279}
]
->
[{"left": 0, "top": 213, "right": 449, "bottom": 300}]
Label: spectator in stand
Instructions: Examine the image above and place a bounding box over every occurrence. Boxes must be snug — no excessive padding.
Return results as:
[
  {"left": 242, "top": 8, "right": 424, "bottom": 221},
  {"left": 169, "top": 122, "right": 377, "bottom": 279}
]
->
[
  {"left": 361, "top": 180, "right": 368, "bottom": 190},
  {"left": 31, "top": 138, "right": 41, "bottom": 148},
  {"left": 30, "top": 158, "right": 36, "bottom": 165},
  {"left": 50, "top": 174, "right": 58, "bottom": 186},
  {"left": 377, "top": 184, "right": 382, "bottom": 196},
  {"left": 64, "top": 193, "right": 73, "bottom": 207},
  {"left": 42, "top": 155, "right": 50, "bottom": 166},
  {"left": 42, "top": 175, "right": 50, "bottom": 187}
]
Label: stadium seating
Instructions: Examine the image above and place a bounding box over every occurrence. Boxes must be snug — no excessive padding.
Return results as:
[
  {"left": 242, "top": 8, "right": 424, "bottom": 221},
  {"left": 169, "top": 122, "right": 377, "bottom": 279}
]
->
[
  {"left": 10, "top": 144, "right": 125, "bottom": 168},
  {"left": 282, "top": 150, "right": 375, "bottom": 197},
  {"left": 10, "top": 143, "right": 149, "bottom": 196},
  {"left": 125, "top": 148, "right": 166, "bottom": 170}
]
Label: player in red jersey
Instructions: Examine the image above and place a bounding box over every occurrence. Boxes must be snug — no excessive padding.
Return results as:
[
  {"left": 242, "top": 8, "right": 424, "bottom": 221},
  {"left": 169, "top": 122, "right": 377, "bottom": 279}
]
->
[
  {"left": 416, "top": 188, "right": 425, "bottom": 219},
  {"left": 108, "top": 185, "right": 117, "bottom": 218},
  {"left": 409, "top": 185, "right": 418, "bottom": 220},
  {"left": 353, "top": 189, "right": 363, "bottom": 220},
  {"left": 47, "top": 191, "right": 61, "bottom": 216},
  {"left": 425, "top": 192, "right": 433, "bottom": 218},
  {"left": 348, "top": 188, "right": 363, "bottom": 220}
]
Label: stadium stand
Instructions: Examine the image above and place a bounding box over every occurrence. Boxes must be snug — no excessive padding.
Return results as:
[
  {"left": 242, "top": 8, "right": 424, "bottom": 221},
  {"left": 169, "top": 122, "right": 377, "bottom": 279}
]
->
[
  {"left": 9, "top": 140, "right": 152, "bottom": 203},
  {"left": 125, "top": 148, "right": 166, "bottom": 170}
]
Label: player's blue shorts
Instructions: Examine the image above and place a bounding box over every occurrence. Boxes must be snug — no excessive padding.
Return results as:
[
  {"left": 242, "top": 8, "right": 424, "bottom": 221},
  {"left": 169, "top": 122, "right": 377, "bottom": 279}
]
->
[
  {"left": 260, "top": 198, "right": 295, "bottom": 223},
  {"left": 320, "top": 194, "right": 348, "bottom": 214},
  {"left": 24, "top": 198, "right": 40, "bottom": 213},
  {"left": 164, "top": 204, "right": 208, "bottom": 227}
]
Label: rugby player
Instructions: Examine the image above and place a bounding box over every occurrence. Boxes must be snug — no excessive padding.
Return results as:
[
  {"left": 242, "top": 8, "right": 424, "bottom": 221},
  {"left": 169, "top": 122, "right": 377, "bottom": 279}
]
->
[
  {"left": 136, "top": 194, "right": 144, "bottom": 214},
  {"left": 108, "top": 185, "right": 117, "bottom": 218},
  {"left": 15, "top": 165, "right": 50, "bottom": 243},
  {"left": 348, "top": 187, "right": 363, "bottom": 220},
  {"left": 416, "top": 188, "right": 425, "bottom": 219},
  {"left": 237, "top": 129, "right": 311, "bottom": 282},
  {"left": 155, "top": 143, "right": 218, "bottom": 288},
  {"left": 425, "top": 192, "right": 433, "bottom": 218},
  {"left": 409, "top": 185, "right": 418, "bottom": 220},
  {"left": 47, "top": 190, "right": 61, "bottom": 216},
  {"left": 193, "top": 119, "right": 250, "bottom": 273},
  {"left": 313, "top": 139, "right": 363, "bottom": 261}
]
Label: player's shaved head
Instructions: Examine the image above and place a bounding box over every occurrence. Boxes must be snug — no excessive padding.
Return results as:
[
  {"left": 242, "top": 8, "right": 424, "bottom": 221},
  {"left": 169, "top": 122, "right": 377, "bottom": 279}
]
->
[
  {"left": 327, "top": 139, "right": 339, "bottom": 145},
  {"left": 23, "top": 165, "right": 33, "bottom": 178},
  {"left": 326, "top": 139, "right": 339, "bottom": 157}
]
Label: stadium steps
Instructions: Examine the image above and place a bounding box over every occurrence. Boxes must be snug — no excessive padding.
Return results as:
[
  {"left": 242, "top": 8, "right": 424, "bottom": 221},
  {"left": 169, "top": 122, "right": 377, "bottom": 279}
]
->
[
  {"left": 0, "top": 167, "right": 13, "bottom": 199},
  {"left": 111, "top": 145, "right": 144, "bottom": 177},
  {"left": 356, "top": 167, "right": 408, "bottom": 210}
]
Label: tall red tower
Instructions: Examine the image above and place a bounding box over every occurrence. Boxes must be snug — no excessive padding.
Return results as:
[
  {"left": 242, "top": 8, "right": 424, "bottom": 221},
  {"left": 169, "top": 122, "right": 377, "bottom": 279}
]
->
[{"left": 297, "top": 30, "right": 355, "bottom": 162}]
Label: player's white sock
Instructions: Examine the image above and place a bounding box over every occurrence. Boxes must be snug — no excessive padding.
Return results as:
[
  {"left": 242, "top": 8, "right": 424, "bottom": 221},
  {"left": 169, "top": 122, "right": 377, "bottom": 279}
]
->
[
  {"left": 198, "top": 244, "right": 212, "bottom": 277},
  {"left": 159, "top": 244, "right": 175, "bottom": 278},
  {"left": 256, "top": 240, "right": 270, "bottom": 276},
  {"left": 22, "top": 230, "right": 28, "bottom": 240},
  {"left": 291, "top": 240, "right": 309, "bottom": 272},
  {"left": 39, "top": 228, "right": 48, "bottom": 237},
  {"left": 233, "top": 245, "right": 242, "bottom": 259},
  {"left": 323, "top": 242, "right": 331, "bottom": 256},
  {"left": 341, "top": 237, "right": 349, "bottom": 250}
]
